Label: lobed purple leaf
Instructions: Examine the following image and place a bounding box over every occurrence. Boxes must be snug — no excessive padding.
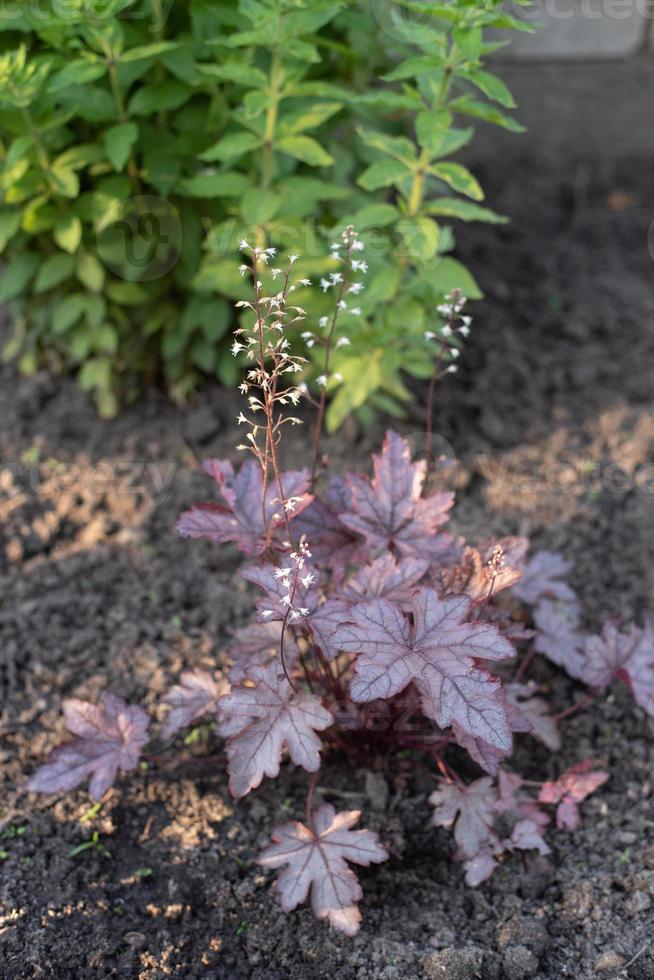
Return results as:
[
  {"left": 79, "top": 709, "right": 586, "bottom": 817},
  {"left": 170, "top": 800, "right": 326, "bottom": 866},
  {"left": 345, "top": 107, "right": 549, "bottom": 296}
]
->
[
  {"left": 27, "top": 693, "right": 149, "bottom": 801},
  {"left": 218, "top": 663, "right": 333, "bottom": 798},
  {"left": 258, "top": 803, "right": 388, "bottom": 936}
]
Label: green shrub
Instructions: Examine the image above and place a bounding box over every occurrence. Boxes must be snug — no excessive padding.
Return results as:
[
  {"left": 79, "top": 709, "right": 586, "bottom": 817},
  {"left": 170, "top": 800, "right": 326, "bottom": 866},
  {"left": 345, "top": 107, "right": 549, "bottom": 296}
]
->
[{"left": 0, "top": 0, "right": 531, "bottom": 423}]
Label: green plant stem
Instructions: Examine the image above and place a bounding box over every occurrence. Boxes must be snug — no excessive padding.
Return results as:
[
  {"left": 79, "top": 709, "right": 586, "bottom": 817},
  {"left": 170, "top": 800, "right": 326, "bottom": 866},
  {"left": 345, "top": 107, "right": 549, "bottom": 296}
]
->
[
  {"left": 407, "top": 64, "right": 454, "bottom": 218},
  {"left": 261, "top": 50, "right": 283, "bottom": 192},
  {"left": 18, "top": 104, "right": 49, "bottom": 170},
  {"left": 103, "top": 43, "right": 141, "bottom": 184}
]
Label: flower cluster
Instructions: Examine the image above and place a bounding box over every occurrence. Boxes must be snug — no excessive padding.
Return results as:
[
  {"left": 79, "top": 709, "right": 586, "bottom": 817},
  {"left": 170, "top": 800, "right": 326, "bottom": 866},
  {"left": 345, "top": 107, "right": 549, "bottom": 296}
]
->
[{"left": 425, "top": 288, "right": 473, "bottom": 376}]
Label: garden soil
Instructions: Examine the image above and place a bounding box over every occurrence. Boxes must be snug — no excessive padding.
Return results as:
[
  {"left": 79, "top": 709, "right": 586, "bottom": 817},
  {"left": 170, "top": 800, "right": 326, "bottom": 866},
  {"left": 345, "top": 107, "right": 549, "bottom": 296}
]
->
[{"left": 1, "top": 158, "right": 653, "bottom": 979}]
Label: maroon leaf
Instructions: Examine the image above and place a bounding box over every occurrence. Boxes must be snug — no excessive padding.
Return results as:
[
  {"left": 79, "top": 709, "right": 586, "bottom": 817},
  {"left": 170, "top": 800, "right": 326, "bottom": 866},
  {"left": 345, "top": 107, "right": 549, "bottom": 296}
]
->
[
  {"left": 430, "top": 777, "right": 501, "bottom": 884},
  {"left": 538, "top": 761, "right": 609, "bottom": 831},
  {"left": 293, "top": 476, "right": 362, "bottom": 567},
  {"left": 333, "top": 589, "right": 514, "bottom": 752},
  {"left": 257, "top": 804, "right": 388, "bottom": 935},
  {"left": 506, "top": 683, "right": 561, "bottom": 751},
  {"left": 345, "top": 554, "right": 429, "bottom": 604},
  {"left": 27, "top": 693, "right": 149, "bottom": 801},
  {"left": 309, "top": 599, "right": 353, "bottom": 661},
  {"left": 177, "top": 458, "right": 312, "bottom": 556},
  {"left": 226, "top": 621, "right": 299, "bottom": 683},
  {"left": 339, "top": 431, "right": 454, "bottom": 559},
  {"left": 161, "top": 670, "right": 228, "bottom": 740},
  {"left": 581, "top": 621, "right": 654, "bottom": 716},
  {"left": 513, "top": 550, "right": 576, "bottom": 606},
  {"left": 533, "top": 598, "right": 586, "bottom": 681},
  {"left": 217, "top": 664, "right": 333, "bottom": 798}
]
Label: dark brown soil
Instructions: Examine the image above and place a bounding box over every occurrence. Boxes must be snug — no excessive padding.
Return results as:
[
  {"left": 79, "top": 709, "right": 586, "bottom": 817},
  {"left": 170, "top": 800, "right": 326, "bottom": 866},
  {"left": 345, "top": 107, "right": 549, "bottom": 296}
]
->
[{"left": 1, "top": 158, "right": 654, "bottom": 980}]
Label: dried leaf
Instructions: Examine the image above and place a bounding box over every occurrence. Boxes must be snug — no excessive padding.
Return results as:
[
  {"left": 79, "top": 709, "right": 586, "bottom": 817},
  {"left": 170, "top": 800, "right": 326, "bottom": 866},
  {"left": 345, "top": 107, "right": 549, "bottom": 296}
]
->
[
  {"left": 538, "top": 761, "right": 609, "bottom": 831},
  {"left": 258, "top": 804, "right": 388, "bottom": 935},
  {"left": 27, "top": 693, "right": 149, "bottom": 801},
  {"left": 218, "top": 664, "right": 333, "bottom": 798}
]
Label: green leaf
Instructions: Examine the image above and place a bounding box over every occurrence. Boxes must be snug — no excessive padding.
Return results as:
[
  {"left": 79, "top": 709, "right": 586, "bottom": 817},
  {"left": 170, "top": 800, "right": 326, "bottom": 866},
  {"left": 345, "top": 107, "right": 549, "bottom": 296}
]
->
[
  {"left": 76, "top": 253, "right": 105, "bottom": 292},
  {"left": 449, "top": 96, "right": 525, "bottom": 133},
  {"left": 357, "top": 159, "right": 410, "bottom": 191},
  {"left": 58, "top": 85, "right": 115, "bottom": 122},
  {"left": 79, "top": 356, "right": 112, "bottom": 392},
  {"left": 34, "top": 253, "right": 76, "bottom": 292},
  {"left": 199, "top": 131, "right": 261, "bottom": 163},
  {"left": 54, "top": 214, "right": 82, "bottom": 253},
  {"left": 47, "top": 60, "right": 106, "bottom": 93},
  {"left": 326, "top": 352, "right": 383, "bottom": 432},
  {"left": 426, "top": 198, "right": 507, "bottom": 224},
  {"left": 53, "top": 292, "right": 88, "bottom": 334},
  {"left": 0, "top": 210, "right": 21, "bottom": 253},
  {"left": 105, "top": 281, "right": 149, "bottom": 305},
  {"left": 240, "top": 189, "right": 281, "bottom": 225},
  {"left": 177, "top": 172, "right": 250, "bottom": 198},
  {"left": 54, "top": 144, "right": 104, "bottom": 171},
  {"left": 128, "top": 80, "right": 191, "bottom": 116},
  {"left": 423, "top": 256, "right": 482, "bottom": 300},
  {"left": 0, "top": 252, "right": 39, "bottom": 302},
  {"left": 430, "top": 162, "right": 484, "bottom": 201},
  {"left": 48, "top": 165, "right": 79, "bottom": 199},
  {"left": 339, "top": 203, "right": 398, "bottom": 231},
  {"left": 103, "top": 122, "right": 138, "bottom": 172},
  {"left": 416, "top": 110, "right": 452, "bottom": 156},
  {"left": 197, "top": 61, "right": 268, "bottom": 89},
  {"left": 382, "top": 56, "right": 442, "bottom": 82},
  {"left": 358, "top": 129, "right": 415, "bottom": 163},
  {"left": 397, "top": 216, "right": 440, "bottom": 262},
  {"left": 119, "top": 41, "right": 180, "bottom": 63},
  {"left": 275, "top": 136, "right": 333, "bottom": 167},
  {"left": 277, "top": 102, "right": 342, "bottom": 137},
  {"left": 453, "top": 26, "right": 482, "bottom": 62},
  {"left": 464, "top": 69, "right": 516, "bottom": 108}
]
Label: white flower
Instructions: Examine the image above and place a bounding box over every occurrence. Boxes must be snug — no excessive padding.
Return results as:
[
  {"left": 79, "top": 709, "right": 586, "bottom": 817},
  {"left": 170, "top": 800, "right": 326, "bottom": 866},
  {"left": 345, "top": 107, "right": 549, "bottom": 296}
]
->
[
  {"left": 450, "top": 348, "right": 460, "bottom": 359},
  {"left": 336, "top": 337, "right": 350, "bottom": 348},
  {"left": 231, "top": 341, "right": 244, "bottom": 355},
  {"left": 459, "top": 325, "right": 470, "bottom": 338},
  {"left": 301, "top": 573, "right": 315, "bottom": 588},
  {"left": 446, "top": 365, "right": 458, "bottom": 374},
  {"left": 442, "top": 325, "right": 453, "bottom": 337},
  {"left": 333, "top": 372, "right": 343, "bottom": 383},
  {"left": 348, "top": 282, "right": 364, "bottom": 295},
  {"left": 299, "top": 278, "right": 311, "bottom": 286},
  {"left": 239, "top": 239, "right": 250, "bottom": 251},
  {"left": 352, "top": 239, "right": 365, "bottom": 252},
  {"left": 289, "top": 254, "right": 298, "bottom": 264},
  {"left": 350, "top": 307, "right": 361, "bottom": 317},
  {"left": 299, "top": 607, "right": 310, "bottom": 617},
  {"left": 319, "top": 316, "right": 329, "bottom": 328},
  {"left": 437, "top": 303, "right": 451, "bottom": 315},
  {"left": 351, "top": 260, "right": 368, "bottom": 273},
  {"left": 261, "top": 609, "right": 274, "bottom": 618},
  {"left": 461, "top": 315, "right": 472, "bottom": 327},
  {"left": 316, "top": 374, "right": 328, "bottom": 387},
  {"left": 320, "top": 278, "right": 332, "bottom": 292},
  {"left": 236, "top": 412, "right": 248, "bottom": 425}
]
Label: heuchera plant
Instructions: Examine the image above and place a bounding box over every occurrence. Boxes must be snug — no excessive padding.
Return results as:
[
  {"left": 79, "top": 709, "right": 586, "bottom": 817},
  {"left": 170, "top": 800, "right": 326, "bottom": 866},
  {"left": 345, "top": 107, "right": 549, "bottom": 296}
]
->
[{"left": 28, "top": 230, "right": 653, "bottom": 936}]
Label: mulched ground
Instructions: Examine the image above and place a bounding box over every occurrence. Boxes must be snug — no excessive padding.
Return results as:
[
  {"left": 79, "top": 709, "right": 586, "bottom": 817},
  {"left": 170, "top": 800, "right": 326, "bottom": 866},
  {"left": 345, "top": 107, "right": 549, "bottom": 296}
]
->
[{"left": 1, "top": 158, "right": 653, "bottom": 979}]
